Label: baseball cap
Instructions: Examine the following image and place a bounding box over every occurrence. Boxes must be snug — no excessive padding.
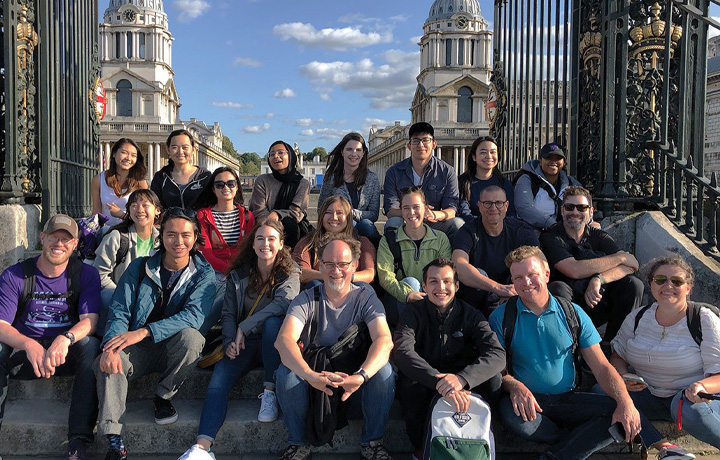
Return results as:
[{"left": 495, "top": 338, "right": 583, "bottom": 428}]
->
[
  {"left": 539, "top": 142, "right": 566, "bottom": 160},
  {"left": 43, "top": 214, "right": 78, "bottom": 239}
]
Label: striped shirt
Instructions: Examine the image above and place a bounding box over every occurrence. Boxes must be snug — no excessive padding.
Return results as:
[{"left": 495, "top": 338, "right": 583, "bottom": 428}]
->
[
  {"left": 612, "top": 302, "right": 720, "bottom": 397},
  {"left": 211, "top": 209, "right": 241, "bottom": 246}
]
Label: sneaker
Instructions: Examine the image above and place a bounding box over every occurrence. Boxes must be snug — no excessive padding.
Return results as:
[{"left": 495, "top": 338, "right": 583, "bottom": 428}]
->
[
  {"left": 67, "top": 439, "right": 87, "bottom": 460},
  {"left": 361, "top": 439, "right": 394, "bottom": 460},
  {"left": 154, "top": 395, "right": 179, "bottom": 425},
  {"left": 278, "top": 444, "right": 312, "bottom": 460},
  {"left": 104, "top": 448, "right": 128, "bottom": 460},
  {"left": 657, "top": 445, "right": 696, "bottom": 460},
  {"left": 258, "top": 388, "right": 279, "bottom": 422},
  {"left": 178, "top": 444, "right": 217, "bottom": 460}
]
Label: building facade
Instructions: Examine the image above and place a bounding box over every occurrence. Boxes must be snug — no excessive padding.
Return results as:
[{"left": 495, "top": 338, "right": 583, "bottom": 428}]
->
[
  {"left": 706, "top": 51, "right": 720, "bottom": 177},
  {"left": 98, "top": 0, "right": 238, "bottom": 176}
]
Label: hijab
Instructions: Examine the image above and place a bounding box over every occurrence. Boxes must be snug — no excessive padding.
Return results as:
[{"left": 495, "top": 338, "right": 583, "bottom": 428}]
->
[{"left": 268, "top": 141, "right": 304, "bottom": 210}]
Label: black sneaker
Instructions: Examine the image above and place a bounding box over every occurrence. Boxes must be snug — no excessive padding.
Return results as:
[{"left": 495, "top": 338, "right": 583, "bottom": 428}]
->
[
  {"left": 360, "top": 440, "right": 393, "bottom": 460},
  {"left": 104, "top": 448, "right": 127, "bottom": 460},
  {"left": 278, "top": 445, "right": 312, "bottom": 460},
  {"left": 67, "top": 439, "right": 88, "bottom": 460},
  {"left": 153, "top": 395, "right": 178, "bottom": 425}
]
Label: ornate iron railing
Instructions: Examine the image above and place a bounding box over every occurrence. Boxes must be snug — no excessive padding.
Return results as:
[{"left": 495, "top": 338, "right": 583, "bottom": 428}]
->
[{"left": 0, "top": 0, "right": 99, "bottom": 220}]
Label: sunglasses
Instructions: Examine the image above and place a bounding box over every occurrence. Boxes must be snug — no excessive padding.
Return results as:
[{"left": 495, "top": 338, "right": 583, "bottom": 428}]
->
[
  {"left": 562, "top": 204, "right": 591, "bottom": 212},
  {"left": 214, "top": 180, "right": 238, "bottom": 190},
  {"left": 652, "top": 275, "right": 687, "bottom": 287},
  {"left": 167, "top": 207, "right": 197, "bottom": 219}
]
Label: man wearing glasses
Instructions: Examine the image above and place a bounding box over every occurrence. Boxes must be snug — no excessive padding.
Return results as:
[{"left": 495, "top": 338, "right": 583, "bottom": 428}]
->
[
  {"left": 452, "top": 186, "right": 539, "bottom": 316},
  {"left": 539, "top": 186, "right": 644, "bottom": 342},
  {"left": 0, "top": 214, "right": 101, "bottom": 460},
  {"left": 383, "top": 122, "right": 464, "bottom": 238},
  {"left": 274, "top": 234, "right": 395, "bottom": 460}
]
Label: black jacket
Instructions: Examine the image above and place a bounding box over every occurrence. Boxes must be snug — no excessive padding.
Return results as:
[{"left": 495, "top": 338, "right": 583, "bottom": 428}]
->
[
  {"left": 393, "top": 297, "right": 505, "bottom": 390},
  {"left": 150, "top": 164, "right": 211, "bottom": 209}
]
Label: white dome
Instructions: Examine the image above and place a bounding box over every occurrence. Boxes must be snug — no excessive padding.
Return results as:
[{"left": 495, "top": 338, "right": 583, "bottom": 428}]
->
[
  {"left": 426, "top": 0, "right": 482, "bottom": 23},
  {"left": 105, "top": 0, "right": 165, "bottom": 15}
]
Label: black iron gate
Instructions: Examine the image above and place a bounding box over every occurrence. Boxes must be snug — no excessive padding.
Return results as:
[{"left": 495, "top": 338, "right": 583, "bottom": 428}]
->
[{"left": 0, "top": 0, "right": 99, "bottom": 220}]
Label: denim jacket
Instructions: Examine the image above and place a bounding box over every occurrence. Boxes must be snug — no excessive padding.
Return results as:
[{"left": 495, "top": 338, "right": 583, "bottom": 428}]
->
[{"left": 383, "top": 156, "right": 459, "bottom": 214}]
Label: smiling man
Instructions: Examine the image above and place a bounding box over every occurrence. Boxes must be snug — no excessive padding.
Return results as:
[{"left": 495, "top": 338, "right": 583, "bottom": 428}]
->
[
  {"left": 393, "top": 257, "right": 505, "bottom": 460},
  {"left": 94, "top": 208, "right": 215, "bottom": 460}
]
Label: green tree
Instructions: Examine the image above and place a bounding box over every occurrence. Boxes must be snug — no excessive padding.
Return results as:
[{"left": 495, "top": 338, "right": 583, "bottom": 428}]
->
[
  {"left": 240, "top": 151, "right": 261, "bottom": 175},
  {"left": 308, "top": 146, "right": 327, "bottom": 162}
]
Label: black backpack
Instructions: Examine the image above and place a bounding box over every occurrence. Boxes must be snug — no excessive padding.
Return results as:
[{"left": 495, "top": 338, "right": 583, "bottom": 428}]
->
[
  {"left": 384, "top": 227, "right": 406, "bottom": 279},
  {"left": 501, "top": 295, "right": 583, "bottom": 387},
  {"left": 14, "top": 257, "right": 84, "bottom": 326},
  {"left": 632, "top": 301, "right": 720, "bottom": 346}
]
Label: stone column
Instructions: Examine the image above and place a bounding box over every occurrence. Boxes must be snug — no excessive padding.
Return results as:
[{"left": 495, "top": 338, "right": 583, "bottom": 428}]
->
[
  {"left": 155, "top": 143, "right": 162, "bottom": 174},
  {"left": 460, "top": 147, "right": 466, "bottom": 175},
  {"left": 121, "top": 32, "right": 127, "bottom": 59},
  {"left": 453, "top": 147, "right": 459, "bottom": 172}
]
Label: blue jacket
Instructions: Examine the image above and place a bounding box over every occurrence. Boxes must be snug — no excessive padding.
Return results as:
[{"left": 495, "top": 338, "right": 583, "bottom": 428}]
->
[
  {"left": 383, "top": 156, "right": 459, "bottom": 214},
  {"left": 103, "top": 250, "right": 216, "bottom": 346}
]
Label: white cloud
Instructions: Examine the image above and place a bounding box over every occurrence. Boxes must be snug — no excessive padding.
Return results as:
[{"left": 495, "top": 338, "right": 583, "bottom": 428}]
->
[
  {"left": 242, "top": 123, "right": 271, "bottom": 134},
  {"left": 296, "top": 118, "right": 324, "bottom": 126},
  {"left": 298, "top": 49, "right": 419, "bottom": 110},
  {"left": 315, "top": 128, "right": 350, "bottom": 140},
  {"left": 171, "top": 0, "right": 210, "bottom": 22},
  {"left": 212, "top": 101, "right": 253, "bottom": 109},
  {"left": 710, "top": 18, "right": 720, "bottom": 39},
  {"left": 364, "top": 117, "right": 393, "bottom": 126},
  {"left": 273, "top": 22, "right": 392, "bottom": 50},
  {"left": 299, "top": 129, "right": 314, "bottom": 136},
  {"left": 233, "top": 57, "right": 262, "bottom": 68},
  {"left": 410, "top": 36, "right": 422, "bottom": 44},
  {"left": 320, "top": 93, "right": 333, "bottom": 101},
  {"left": 274, "top": 88, "right": 297, "bottom": 98}
]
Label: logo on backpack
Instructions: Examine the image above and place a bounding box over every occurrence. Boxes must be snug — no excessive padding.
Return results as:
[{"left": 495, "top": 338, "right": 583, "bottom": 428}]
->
[{"left": 453, "top": 412, "right": 471, "bottom": 428}]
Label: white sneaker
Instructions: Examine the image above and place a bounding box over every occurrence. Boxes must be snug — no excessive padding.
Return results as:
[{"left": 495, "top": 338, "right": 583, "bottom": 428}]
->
[
  {"left": 177, "top": 444, "right": 216, "bottom": 460},
  {"left": 657, "top": 445, "right": 696, "bottom": 460},
  {"left": 258, "top": 388, "right": 279, "bottom": 422}
]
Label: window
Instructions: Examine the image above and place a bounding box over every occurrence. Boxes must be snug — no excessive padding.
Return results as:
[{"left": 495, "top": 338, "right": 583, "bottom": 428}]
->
[
  {"left": 471, "top": 40, "right": 475, "bottom": 66},
  {"left": 126, "top": 32, "right": 133, "bottom": 58},
  {"left": 139, "top": 33, "right": 145, "bottom": 59},
  {"left": 446, "top": 40, "right": 452, "bottom": 66},
  {"left": 142, "top": 95, "right": 153, "bottom": 116},
  {"left": 117, "top": 80, "right": 132, "bottom": 116},
  {"left": 458, "top": 87, "right": 473, "bottom": 122},
  {"left": 115, "top": 32, "right": 121, "bottom": 58},
  {"left": 458, "top": 39, "right": 464, "bottom": 66}
]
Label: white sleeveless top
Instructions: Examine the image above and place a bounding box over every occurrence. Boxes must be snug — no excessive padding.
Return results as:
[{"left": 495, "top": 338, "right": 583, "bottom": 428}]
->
[{"left": 99, "top": 171, "right": 129, "bottom": 227}]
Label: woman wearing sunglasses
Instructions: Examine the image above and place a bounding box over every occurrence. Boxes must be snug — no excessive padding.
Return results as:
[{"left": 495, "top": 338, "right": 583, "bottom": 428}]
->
[{"left": 603, "top": 257, "right": 720, "bottom": 459}]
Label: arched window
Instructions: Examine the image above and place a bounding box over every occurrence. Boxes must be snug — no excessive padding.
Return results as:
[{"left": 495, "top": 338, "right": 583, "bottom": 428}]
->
[
  {"left": 117, "top": 79, "right": 132, "bottom": 117},
  {"left": 458, "top": 86, "right": 473, "bottom": 123}
]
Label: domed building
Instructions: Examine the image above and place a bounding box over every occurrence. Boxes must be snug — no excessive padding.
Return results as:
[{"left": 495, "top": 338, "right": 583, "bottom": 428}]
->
[
  {"left": 98, "top": 0, "right": 237, "bottom": 175},
  {"left": 367, "top": 0, "right": 493, "bottom": 184}
]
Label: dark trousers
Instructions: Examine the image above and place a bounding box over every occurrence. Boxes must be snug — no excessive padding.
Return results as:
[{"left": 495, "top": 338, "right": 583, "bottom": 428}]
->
[
  {"left": 0, "top": 335, "right": 101, "bottom": 442},
  {"left": 549, "top": 275, "right": 644, "bottom": 341}
]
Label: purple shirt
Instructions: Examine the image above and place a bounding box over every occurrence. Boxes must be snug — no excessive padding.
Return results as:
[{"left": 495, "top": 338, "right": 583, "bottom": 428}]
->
[{"left": 0, "top": 257, "right": 101, "bottom": 338}]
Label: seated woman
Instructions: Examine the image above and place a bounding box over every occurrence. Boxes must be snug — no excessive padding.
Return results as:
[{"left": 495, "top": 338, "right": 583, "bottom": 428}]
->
[
  {"left": 193, "top": 166, "right": 255, "bottom": 334},
  {"left": 377, "top": 186, "right": 452, "bottom": 325},
  {"left": 458, "top": 135, "right": 515, "bottom": 221},
  {"left": 177, "top": 219, "right": 300, "bottom": 459},
  {"left": 151, "top": 129, "right": 211, "bottom": 210},
  {"left": 292, "top": 195, "right": 376, "bottom": 289},
  {"left": 92, "top": 189, "right": 161, "bottom": 335},
  {"left": 91, "top": 138, "right": 148, "bottom": 230},
  {"left": 606, "top": 256, "right": 720, "bottom": 459},
  {"left": 318, "top": 132, "right": 381, "bottom": 245},
  {"left": 249, "top": 141, "right": 311, "bottom": 248}
]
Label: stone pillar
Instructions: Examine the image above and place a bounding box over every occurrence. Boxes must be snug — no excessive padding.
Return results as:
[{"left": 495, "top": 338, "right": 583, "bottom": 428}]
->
[
  {"left": 121, "top": 32, "right": 127, "bottom": 59},
  {"left": 460, "top": 147, "right": 466, "bottom": 175},
  {"left": 155, "top": 143, "right": 162, "bottom": 174},
  {"left": 453, "top": 147, "right": 459, "bottom": 171}
]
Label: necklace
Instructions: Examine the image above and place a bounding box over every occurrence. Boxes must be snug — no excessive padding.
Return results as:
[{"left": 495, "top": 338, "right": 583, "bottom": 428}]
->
[{"left": 661, "top": 326, "right": 667, "bottom": 341}]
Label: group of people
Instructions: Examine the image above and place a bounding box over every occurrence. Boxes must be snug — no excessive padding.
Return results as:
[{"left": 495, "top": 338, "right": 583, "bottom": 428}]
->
[{"left": 0, "top": 122, "right": 717, "bottom": 460}]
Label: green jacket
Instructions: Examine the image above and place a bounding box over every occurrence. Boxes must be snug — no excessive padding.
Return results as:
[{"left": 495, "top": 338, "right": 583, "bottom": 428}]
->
[{"left": 377, "top": 224, "right": 451, "bottom": 302}]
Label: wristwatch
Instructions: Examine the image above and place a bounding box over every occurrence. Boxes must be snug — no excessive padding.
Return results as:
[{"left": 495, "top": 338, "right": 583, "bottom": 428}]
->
[
  {"left": 354, "top": 368, "right": 369, "bottom": 383},
  {"left": 62, "top": 331, "right": 75, "bottom": 346}
]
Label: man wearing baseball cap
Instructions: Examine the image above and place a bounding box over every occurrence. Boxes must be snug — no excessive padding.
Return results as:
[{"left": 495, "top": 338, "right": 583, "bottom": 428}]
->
[{"left": 0, "top": 214, "right": 101, "bottom": 460}]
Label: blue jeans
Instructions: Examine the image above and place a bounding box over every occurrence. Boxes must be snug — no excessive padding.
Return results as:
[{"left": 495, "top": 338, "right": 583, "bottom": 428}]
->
[
  {"left": 97, "top": 287, "right": 115, "bottom": 338},
  {"left": 275, "top": 362, "right": 395, "bottom": 446},
  {"left": 197, "top": 316, "right": 283, "bottom": 442},
  {"left": 498, "top": 391, "right": 616, "bottom": 460},
  {"left": 593, "top": 384, "right": 720, "bottom": 448},
  {"left": 354, "top": 219, "right": 381, "bottom": 245}
]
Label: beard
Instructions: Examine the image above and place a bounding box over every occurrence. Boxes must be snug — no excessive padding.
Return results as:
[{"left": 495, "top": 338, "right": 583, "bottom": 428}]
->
[
  {"left": 326, "top": 278, "right": 346, "bottom": 292},
  {"left": 42, "top": 247, "right": 72, "bottom": 266},
  {"left": 564, "top": 215, "right": 588, "bottom": 230}
]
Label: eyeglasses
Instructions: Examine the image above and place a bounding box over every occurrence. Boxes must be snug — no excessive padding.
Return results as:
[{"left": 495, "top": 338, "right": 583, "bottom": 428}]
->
[
  {"left": 409, "top": 137, "right": 434, "bottom": 146},
  {"left": 167, "top": 207, "right": 197, "bottom": 219},
  {"left": 45, "top": 234, "right": 75, "bottom": 245},
  {"left": 268, "top": 150, "right": 288, "bottom": 158},
  {"left": 321, "top": 261, "right": 352, "bottom": 271},
  {"left": 652, "top": 275, "right": 687, "bottom": 287},
  {"left": 480, "top": 201, "right": 507, "bottom": 209},
  {"left": 214, "top": 180, "right": 238, "bottom": 190},
  {"left": 562, "top": 204, "right": 591, "bottom": 212}
]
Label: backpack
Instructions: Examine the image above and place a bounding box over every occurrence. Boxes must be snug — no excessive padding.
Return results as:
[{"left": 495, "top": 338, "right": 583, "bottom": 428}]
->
[
  {"left": 384, "top": 227, "right": 405, "bottom": 279},
  {"left": 14, "top": 257, "right": 84, "bottom": 326},
  {"left": 501, "top": 295, "right": 583, "bottom": 387},
  {"left": 422, "top": 393, "right": 495, "bottom": 460},
  {"left": 512, "top": 170, "right": 560, "bottom": 202},
  {"left": 632, "top": 301, "right": 720, "bottom": 346},
  {"left": 109, "top": 227, "right": 131, "bottom": 266}
]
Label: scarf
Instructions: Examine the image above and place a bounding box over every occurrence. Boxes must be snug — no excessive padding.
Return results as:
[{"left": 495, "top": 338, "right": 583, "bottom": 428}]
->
[{"left": 269, "top": 141, "right": 304, "bottom": 210}]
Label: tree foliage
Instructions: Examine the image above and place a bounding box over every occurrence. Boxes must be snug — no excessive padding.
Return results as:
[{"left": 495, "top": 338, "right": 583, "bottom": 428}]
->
[{"left": 307, "top": 146, "right": 327, "bottom": 162}]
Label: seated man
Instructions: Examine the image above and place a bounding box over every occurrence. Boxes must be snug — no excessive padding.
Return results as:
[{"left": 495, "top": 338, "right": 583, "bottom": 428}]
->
[
  {"left": 274, "top": 234, "right": 394, "bottom": 460},
  {"left": 489, "top": 246, "right": 640, "bottom": 460},
  {"left": 0, "top": 214, "right": 101, "bottom": 460},
  {"left": 393, "top": 257, "right": 505, "bottom": 460},
  {"left": 453, "top": 185, "right": 538, "bottom": 316},
  {"left": 383, "top": 122, "right": 465, "bottom": 238},
  {"left": 539, "top": 186, "right": 643, "bottom": 342},
  {"left": 94, "top": 208, "right": 216, "bottom": 460}
]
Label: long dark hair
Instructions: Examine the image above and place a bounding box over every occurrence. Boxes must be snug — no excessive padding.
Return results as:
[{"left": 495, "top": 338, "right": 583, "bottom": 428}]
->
[
  {"left": 106, "top": 138, "right": 147, "bottom": 196},
  {"left": 325, "top": 132, "right": 368, "bottom": 190},
  {"left": 191, "top": 166, "right": 243, "bottom": 210},
  {"left": 165, "top": 129, "right": 197, "bottom": 170},
  {"left": 226, "top": 218, "right": 295, "bottom": 296},
  {"left": 458, "top": 135, "right": 506, "bottom": 202},
  {"left": 303, "top": 195, "right": 355, "bottom": 267}
]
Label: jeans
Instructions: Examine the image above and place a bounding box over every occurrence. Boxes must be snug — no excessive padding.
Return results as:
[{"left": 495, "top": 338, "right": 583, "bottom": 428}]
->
[
  {"left": 498, "top": 391, "right": 616, "bottom": 460},
  {"left": 593, "top": 384, "right": 720, "bottom": 448},
  {"left": 382, "top": 277, "right": 421, "bottom": 327},
  {"left": 98, "top": 288, "right": 115, "bottom": 338},
  {"left": 197, "top": 316, "right": 283, "bottom": 442},
  {"left": 354, "top": 219, "right": 381, "bottom": 246},
  {"left": 0, "top": 335, "right": 100, "bottom": 443},
  {"left": 275, "top": 362, "right": 395, "bottom": 446},
  {"left": 384, "top": 216, "right": 464, "bottom": 239},
  {"left": 199, "top": 271, "right": 227, "bottom": 335}
]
